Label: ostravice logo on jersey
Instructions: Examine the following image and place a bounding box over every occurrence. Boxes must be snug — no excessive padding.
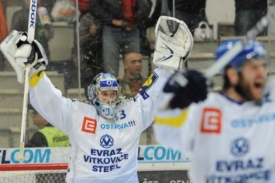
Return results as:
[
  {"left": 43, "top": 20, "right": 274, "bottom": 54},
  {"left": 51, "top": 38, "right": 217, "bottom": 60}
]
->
[
  {"left": 82, "top": 117, "right": 97, "bottom": 134},
  {"left": 200, "top": 107, "right": 222, "bottom": 134},
  {"left": 100, "top": 134, "right": 114, "bottom": 148}
]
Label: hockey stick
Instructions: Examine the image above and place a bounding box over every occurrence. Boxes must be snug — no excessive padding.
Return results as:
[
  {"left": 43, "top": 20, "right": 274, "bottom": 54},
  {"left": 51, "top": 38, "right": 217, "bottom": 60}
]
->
[{"left": 18, "top": 0, "right": 37, "bottom": 162}]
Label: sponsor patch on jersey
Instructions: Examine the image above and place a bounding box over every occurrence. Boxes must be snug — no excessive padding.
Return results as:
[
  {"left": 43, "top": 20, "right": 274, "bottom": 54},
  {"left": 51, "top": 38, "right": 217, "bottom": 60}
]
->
[
  {"left": 81, "top": 117, "right": 97, "bottom": 134},
  {"left": 140, "top": 72, "right": 158, "bottom": 100},
  {"left": 200, "top": 107, "right": 222, "bottom": 134},
  {"left": 231, "top": 112, "right": 275, "bottom": 128},
  {"left": 100, "top": 121, "right": 136, "bottom": 130}
]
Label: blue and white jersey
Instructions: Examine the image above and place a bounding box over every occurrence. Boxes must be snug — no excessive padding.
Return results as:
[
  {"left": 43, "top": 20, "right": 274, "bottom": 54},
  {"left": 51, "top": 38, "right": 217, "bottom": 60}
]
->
[
  {"left": 29, "top": 67, "right": 171, "bottom": 183},
  {"left": 154, "top": 80, "right": 275, "bottom": 183}
]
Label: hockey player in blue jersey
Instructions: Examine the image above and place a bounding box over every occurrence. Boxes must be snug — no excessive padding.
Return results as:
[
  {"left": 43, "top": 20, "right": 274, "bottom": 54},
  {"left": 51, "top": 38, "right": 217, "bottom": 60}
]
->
[
  {"left": 0, "top": 16, "right": 194, "bottom": 183},
  {"left": 153, "top": 39, "right": 275, "bottom": 183}
]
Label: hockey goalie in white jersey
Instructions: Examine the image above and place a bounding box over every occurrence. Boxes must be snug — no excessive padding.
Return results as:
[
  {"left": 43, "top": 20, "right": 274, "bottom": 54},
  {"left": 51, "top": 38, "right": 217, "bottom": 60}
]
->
[
  {"left": 0, "top": 16, "right": 193, "bottom": 183},
  {"left": 154, "top": 38, "right": 275, "bottom": 183}
]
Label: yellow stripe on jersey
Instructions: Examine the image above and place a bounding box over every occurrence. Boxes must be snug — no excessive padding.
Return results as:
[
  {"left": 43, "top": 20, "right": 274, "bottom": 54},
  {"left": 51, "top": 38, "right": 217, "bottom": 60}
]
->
[
  {"left": 154, "top": 108, "right": 189, "bottom": 127},
  {"left": 142, "top": 73, "right": 154, "bottom": 87},
  {"left": 29, "top": 71, "right": 45, "bottom": 88}
]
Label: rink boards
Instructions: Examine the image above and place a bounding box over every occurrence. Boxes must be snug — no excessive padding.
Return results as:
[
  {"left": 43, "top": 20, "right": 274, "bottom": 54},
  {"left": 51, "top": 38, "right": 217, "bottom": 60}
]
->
[{"left": 0, "top": 145, "right": 191, "bottom": 183}]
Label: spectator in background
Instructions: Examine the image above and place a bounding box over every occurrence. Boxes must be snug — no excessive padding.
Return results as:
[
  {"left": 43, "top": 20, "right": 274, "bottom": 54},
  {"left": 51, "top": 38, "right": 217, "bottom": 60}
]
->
[
  {"left": 117, "top": 52, "right": 145, "bottom": 99},
  {"left": 43, "top": 0, "right": 89, "bottom": 19},
  {"left": 235, "top": 0, "right": 267, "bottom": 36},
  {"left": 89, "top": 0, "right": 151, "bottom": 77},
  {"left": 78, "top": 12, "right": 103, "bottom": 88},
  {"left": 78, "top": 0, "right": 90, "bottom": 15},
  {"left": 11, "top": 0, "right": 53, "bottom": 60},
  {"left": 0, "top": 0, "right": 8, "bottom": 71},
  {"left": 139, "top": 0, "right": 161, "bottom": 57},
  {"left": 162, "top": 0, "right": 208, "bottom": 35},
  {"left": 26, "top": 104, "right": 70, "bottom": 147},
  {"left": 38, "top": 0, "right": 56, "bottom": 14}
]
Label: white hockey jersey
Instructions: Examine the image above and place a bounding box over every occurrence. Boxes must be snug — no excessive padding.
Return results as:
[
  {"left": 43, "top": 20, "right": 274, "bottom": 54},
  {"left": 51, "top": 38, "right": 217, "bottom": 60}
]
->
[
  {"left": 154, "top": 80, "right": 275, "bottom": 183},
  {"left": 29, "top": 67, "right": 171, "bottom": 183}
]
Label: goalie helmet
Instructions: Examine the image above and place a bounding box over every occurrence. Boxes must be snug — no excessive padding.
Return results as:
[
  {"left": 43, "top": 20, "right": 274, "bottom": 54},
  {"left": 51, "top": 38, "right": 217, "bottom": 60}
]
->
[
  {"left": 216, "top": 39, "right": 267, "bottom": 74},
  {"left": 87, "top": 73, "right": 121, "bottom": 119}
]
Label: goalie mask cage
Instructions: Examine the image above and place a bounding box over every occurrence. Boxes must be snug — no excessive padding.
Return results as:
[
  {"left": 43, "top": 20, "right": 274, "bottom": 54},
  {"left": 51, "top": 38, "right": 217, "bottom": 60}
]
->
[{"left": 0, "top": 163, "right": 68, "bottom": 183}]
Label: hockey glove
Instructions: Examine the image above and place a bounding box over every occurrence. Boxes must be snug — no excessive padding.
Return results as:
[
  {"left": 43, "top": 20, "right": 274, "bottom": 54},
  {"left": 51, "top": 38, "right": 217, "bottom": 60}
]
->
[
  {"left": 0, "top": 30, "right": 48, "bottom": 84},
  {"left": 153, "top": 16, "right": 193, "bottom": 70},
  {"left": 163, "top": 70, "right": 208, "bottom": 109}
]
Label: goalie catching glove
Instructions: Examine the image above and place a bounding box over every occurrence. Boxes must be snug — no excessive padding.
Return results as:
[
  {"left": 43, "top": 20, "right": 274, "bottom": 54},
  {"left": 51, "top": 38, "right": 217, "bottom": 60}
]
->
[
  {"left": 0, "top": 30, "right": 48, "bottom": 84},
  {"left": 153, "top": 16, "right": 193, "bottom": 70},
  {"left": 162, "top": 70, "right": 209, "bottom": 109}
]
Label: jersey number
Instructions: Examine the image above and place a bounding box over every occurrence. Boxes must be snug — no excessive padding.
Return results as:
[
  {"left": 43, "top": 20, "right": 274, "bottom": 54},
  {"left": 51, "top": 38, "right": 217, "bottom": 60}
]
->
[{"left": 115, "top": 110, "right": 126, "bottom": 120}]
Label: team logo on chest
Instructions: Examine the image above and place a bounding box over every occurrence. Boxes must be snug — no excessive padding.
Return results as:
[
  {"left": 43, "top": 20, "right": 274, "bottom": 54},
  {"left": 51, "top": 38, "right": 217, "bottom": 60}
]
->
[
  {"left": 230, "top": 137, "right": 249, "bottom": 156},
  {"left": 100, "top": 134, "right": 114, "bottom": 148}
]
